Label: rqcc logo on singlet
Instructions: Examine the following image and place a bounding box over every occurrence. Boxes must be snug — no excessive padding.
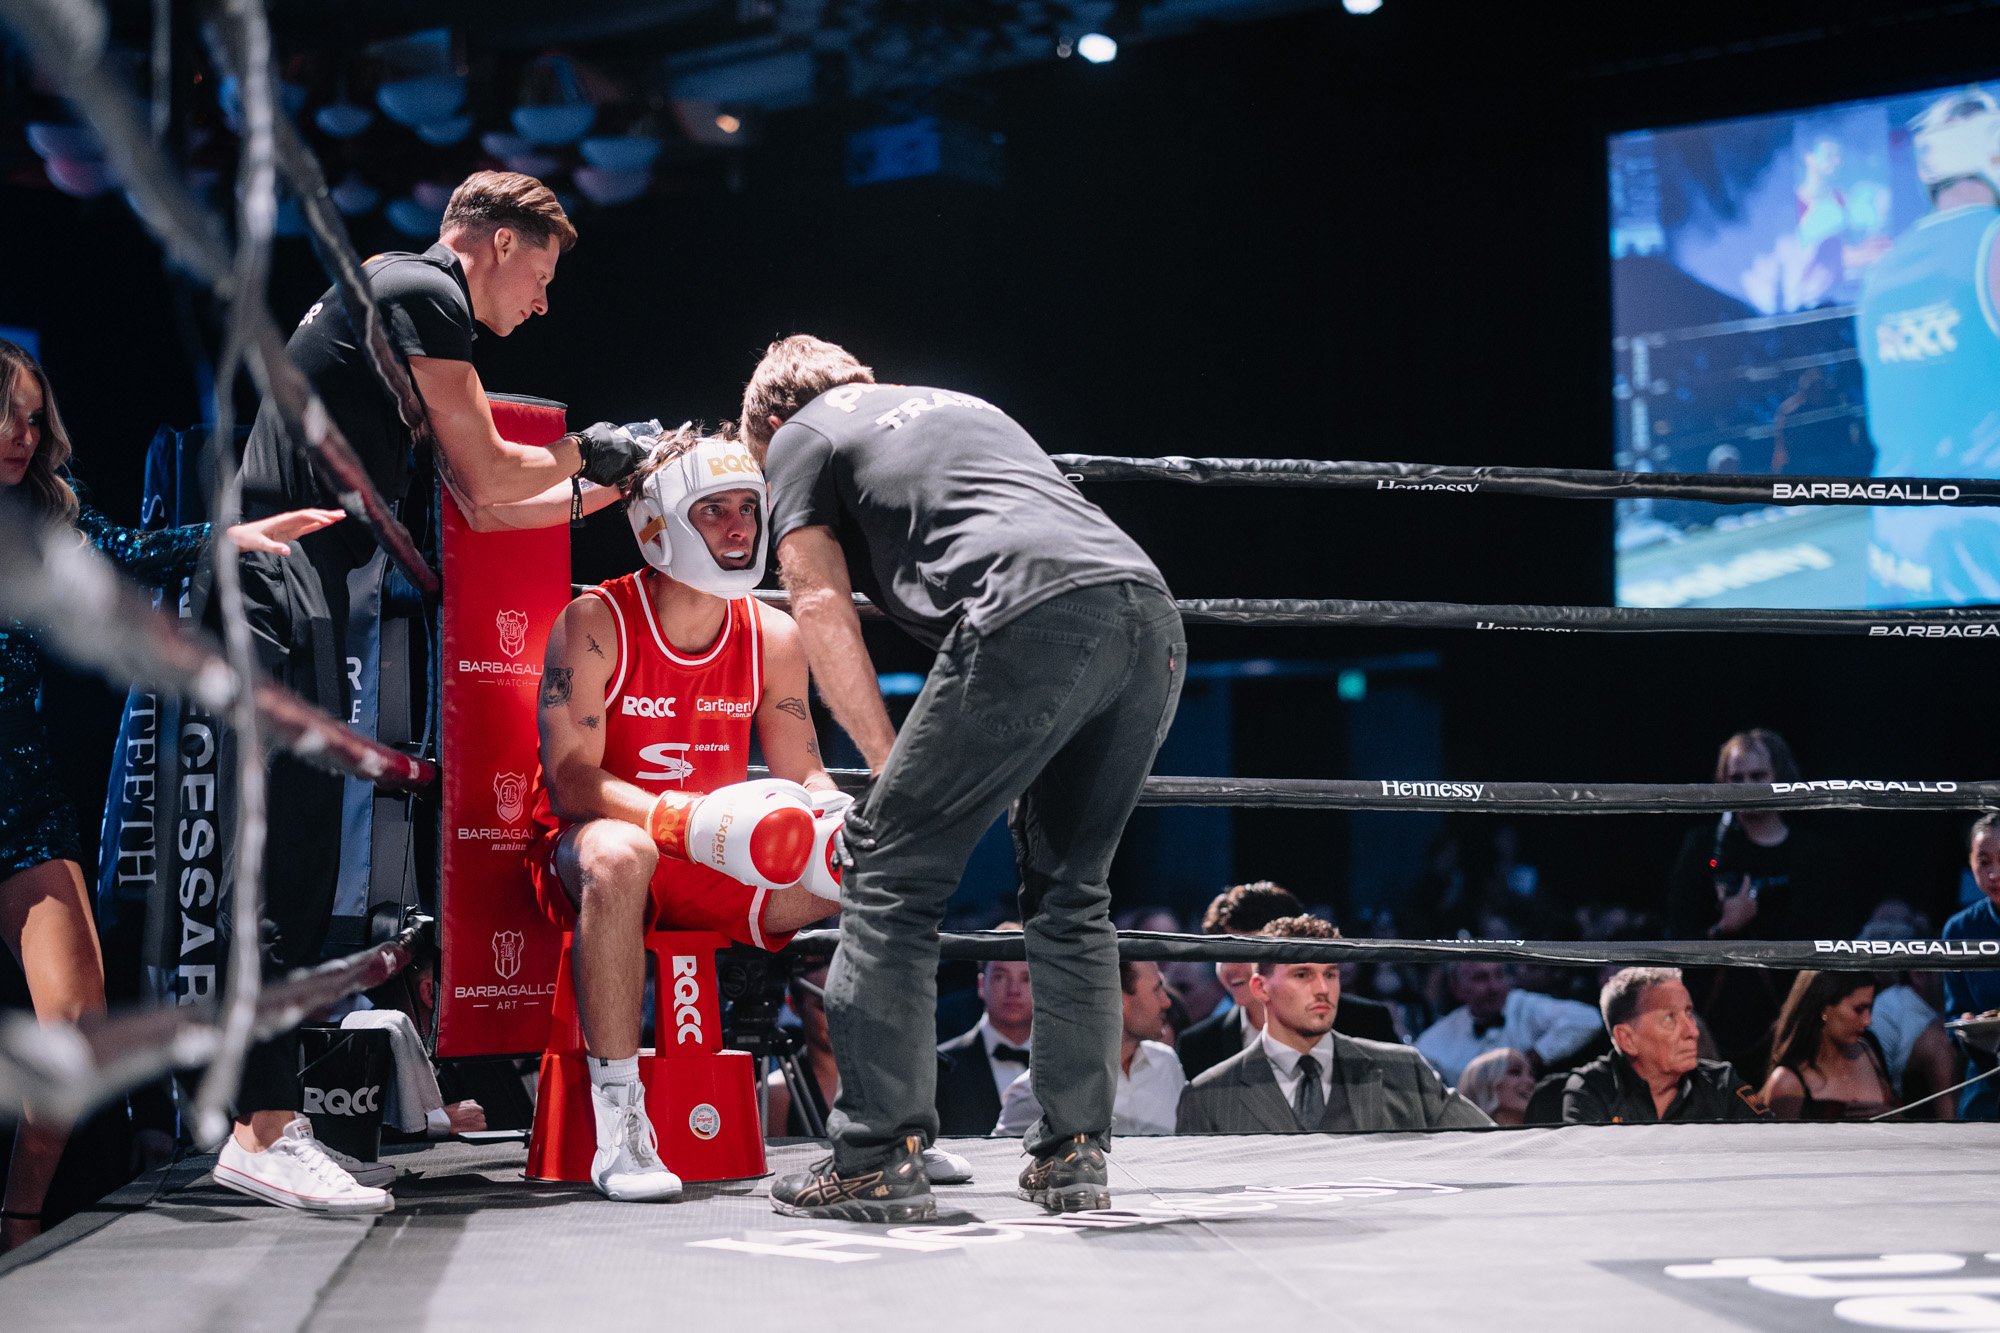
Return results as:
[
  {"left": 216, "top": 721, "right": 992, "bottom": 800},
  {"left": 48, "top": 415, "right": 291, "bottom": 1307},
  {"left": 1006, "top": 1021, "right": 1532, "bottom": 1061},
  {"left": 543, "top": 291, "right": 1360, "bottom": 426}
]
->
[{"left": 1876, "top": 301, "right": 1963, "bottom": 362}]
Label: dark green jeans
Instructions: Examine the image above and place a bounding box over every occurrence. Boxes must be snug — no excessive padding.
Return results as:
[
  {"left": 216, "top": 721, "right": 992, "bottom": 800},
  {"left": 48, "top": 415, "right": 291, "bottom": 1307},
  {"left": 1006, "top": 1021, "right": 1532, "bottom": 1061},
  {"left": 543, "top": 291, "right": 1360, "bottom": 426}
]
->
[{"left": 825, "top": 581, "right": 1185, "bottom": 1165}]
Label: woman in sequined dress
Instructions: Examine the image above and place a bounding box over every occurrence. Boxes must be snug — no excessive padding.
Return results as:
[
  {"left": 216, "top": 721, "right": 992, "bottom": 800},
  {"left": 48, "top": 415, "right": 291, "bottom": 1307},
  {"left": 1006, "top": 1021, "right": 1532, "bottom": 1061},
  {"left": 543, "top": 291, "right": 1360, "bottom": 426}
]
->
[{"left": 0, "top": 339, "right": 341, "bottom": 1249}]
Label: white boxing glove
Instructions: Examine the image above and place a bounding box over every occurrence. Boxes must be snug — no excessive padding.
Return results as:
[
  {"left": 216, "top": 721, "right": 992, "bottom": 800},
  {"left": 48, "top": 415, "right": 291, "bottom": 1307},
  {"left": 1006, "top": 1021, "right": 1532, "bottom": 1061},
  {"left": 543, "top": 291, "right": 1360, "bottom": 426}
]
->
[
  {"left": 804, "top": 788, "right": 855, "bottom": 904},
  {"left": 648, "top": 778, "right": 817, "bottom": 890},
  {"left": 804, "top": 812, "right": 846, "bottom": 904},
  {"left": 810, "top": 788, "right": 855, "bottom": 821}
]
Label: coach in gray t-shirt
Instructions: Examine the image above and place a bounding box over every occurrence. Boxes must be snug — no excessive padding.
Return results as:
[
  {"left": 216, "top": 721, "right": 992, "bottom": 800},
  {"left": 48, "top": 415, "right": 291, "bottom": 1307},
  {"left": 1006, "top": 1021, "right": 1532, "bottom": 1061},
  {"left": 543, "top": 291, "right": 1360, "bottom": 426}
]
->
[{"left": 744, "top": 336, "right": 1184, "bottom": 1222}]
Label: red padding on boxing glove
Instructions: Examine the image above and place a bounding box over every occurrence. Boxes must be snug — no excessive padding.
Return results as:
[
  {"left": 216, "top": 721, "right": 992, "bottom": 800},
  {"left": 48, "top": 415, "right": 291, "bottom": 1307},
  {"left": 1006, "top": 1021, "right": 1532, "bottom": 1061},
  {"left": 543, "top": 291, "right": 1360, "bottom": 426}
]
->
[{"left": 748, "top": 805, "right": 815, "bottom": 886}]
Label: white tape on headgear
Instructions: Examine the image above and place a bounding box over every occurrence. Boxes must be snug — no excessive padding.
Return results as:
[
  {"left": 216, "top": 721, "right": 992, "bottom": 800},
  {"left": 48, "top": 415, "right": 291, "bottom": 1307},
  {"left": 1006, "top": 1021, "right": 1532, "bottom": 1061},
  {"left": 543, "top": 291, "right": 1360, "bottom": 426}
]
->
[
  {"left": 626, "top": 434, "right": 768, "bottom": 598},
  {"left": 1912, "top": 87, "right": 2000, "bottom": 198}
]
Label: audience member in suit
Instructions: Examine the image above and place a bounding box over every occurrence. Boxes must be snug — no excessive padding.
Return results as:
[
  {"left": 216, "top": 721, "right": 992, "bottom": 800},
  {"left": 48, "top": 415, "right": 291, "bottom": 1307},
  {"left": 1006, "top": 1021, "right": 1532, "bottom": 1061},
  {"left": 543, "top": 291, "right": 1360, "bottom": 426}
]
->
[
  {"left": 1178, "top": 882, "right": 1400, "bottom": 1080},
  {"left": 1177, "top": 916, "right": 1492, "bottom": 1134},
  {"left": 935, "top": 931, "right": 1034, "bottom": 1135},
  {"left": 998, "top": 960, "right": 1186, "bottom": 1136}
]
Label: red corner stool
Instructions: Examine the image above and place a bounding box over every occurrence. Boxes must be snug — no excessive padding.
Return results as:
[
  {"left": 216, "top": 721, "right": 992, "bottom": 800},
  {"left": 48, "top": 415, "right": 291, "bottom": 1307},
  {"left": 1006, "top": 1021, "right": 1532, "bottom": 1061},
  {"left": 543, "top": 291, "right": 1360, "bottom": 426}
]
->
[{"left": 526, "top": 930, "right": 767, "bottom": 1184}]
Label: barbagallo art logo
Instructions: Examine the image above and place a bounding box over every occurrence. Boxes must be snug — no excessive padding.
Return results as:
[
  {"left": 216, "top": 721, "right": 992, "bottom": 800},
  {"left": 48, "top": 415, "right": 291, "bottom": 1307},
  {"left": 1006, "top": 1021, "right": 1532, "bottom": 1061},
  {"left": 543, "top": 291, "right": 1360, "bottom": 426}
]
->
[
  {"left": 493, "top": 771, "right": 528, "bottom": 824},
  {"left": 492, "top": 929, "right": 525, "bottom": 980},
  {"left": 496, "top": 609, "right": 530, "bottom": 659}
]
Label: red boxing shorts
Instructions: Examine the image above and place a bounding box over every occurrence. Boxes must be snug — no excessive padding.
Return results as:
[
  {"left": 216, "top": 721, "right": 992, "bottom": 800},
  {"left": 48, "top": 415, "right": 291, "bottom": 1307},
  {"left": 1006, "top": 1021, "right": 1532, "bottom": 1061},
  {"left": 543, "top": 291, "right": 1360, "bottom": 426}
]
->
[{"left": 526, "top": 822, "right": 797, "bottom": 952}]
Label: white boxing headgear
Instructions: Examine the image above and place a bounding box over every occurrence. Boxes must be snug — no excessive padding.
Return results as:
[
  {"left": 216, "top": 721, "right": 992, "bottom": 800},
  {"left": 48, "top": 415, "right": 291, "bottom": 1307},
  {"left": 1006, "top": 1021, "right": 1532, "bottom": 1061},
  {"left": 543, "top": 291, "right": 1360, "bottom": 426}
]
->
[
  {"left": 1911, "top": 87, "right": 2000, "bottom": 199},
  {"left": 626, "top": 434, "right": 768, "bottom": 598}
]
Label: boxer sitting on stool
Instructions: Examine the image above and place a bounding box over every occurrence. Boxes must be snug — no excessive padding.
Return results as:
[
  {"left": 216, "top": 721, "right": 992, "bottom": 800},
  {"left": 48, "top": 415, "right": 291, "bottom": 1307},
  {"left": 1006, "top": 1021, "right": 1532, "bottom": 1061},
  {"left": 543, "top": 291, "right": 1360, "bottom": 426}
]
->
[{"left": 524, "top": 425, "right": 846, "bottom": 1201}]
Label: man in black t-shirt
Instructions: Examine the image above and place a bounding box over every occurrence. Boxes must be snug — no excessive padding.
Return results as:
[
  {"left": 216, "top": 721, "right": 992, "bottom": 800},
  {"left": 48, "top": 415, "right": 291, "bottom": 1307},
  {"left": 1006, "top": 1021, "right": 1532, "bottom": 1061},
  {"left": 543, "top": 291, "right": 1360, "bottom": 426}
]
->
[
  {"left": 742, "top": 335, "right": 1184, "bottom": 1222},
  {"left": 1664, "top": 730, "right": 1858, "bottom": 1082},
  {"left": 1561, "top": 967, "right": 1770, "bottom": 1124},
  {"left": 212, "top": 172, "right": 648, "bottom": 1216}
]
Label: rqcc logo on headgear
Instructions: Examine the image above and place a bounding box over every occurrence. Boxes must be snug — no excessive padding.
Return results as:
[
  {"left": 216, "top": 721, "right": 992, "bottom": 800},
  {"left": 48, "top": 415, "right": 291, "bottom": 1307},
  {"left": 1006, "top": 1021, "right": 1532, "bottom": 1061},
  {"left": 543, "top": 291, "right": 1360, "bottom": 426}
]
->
[
  {"left": 493, "top": 771, "right": 527, "bottom": 824},
  {"left": 704, "top": 449, "right": 758, "bottom": 478},
  {"left": 496, "top": 609, "right": 530, "bottom": 659},
  {"left": 493, "top": 929, "right": 526, "bottom": 980}
]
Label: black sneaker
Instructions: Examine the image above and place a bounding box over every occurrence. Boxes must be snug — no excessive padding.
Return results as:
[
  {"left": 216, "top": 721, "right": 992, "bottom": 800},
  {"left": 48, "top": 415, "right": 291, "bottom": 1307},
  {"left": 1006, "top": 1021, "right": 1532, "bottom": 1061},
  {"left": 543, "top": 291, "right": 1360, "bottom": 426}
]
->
[
  {"left": 770, "top": 1134, "right": 938, "bottom": 1223},
  {"left": 1017, "top": 1133, "right": 1110, "bottom": 1213}
]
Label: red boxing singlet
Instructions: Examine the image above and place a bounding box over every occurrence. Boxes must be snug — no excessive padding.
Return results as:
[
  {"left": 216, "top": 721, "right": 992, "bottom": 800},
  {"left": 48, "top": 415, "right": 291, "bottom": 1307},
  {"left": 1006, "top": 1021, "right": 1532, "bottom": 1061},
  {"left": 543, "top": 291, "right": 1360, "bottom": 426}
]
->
[{"left": 526, "top": 573, "right": 791, "bottom": 949}]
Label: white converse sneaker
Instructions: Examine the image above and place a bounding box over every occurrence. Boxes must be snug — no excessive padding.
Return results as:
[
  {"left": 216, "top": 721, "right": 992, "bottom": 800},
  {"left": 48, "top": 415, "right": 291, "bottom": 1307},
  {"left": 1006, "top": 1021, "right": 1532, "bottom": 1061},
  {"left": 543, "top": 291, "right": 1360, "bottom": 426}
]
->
[
  {"left": 291, "top": 1118, "right": 398, "bottom": 1188},
  {"left": 590, "top": 1082, "right": 683, "bottom": 1202},
  {"left": 213, "top": 1119, "right": 394, "bottom": 1215},
  {"left": 922, "top": 1145, "right": 974, "bottom": 1185}
]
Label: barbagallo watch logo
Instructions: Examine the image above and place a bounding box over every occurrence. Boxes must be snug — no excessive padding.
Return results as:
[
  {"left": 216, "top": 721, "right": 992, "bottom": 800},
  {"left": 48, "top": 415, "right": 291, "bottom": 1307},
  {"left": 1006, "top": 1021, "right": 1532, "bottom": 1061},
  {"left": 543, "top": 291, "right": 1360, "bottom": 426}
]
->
[
  {"left": 493, "top": 771, "right": 528, "bottom": 824},
  {"left": 492, "top": 929, "right": 525, "bottom": 980},
  {"left": 496, "top": 609, "right": 530, "bottom": 659}
]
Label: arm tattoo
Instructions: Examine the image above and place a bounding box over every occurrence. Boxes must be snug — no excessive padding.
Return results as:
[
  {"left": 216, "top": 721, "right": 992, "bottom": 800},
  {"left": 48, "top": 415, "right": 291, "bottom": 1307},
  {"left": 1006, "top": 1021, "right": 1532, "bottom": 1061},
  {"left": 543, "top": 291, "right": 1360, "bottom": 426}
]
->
[
  {"left": 540, "top": 666, "right": 574, "bottom": 708},
  {"left": 776, "top": 695, "right": 810, "bottom": 722},
  {"left": 579, "top": 715, "right": 600, "bottom": 730},
  {"left": 806, "top": 736, "right": 821, "bottom": 761},
  {"left": 586, "top": 634, "right": 605, "bottom": 658}
]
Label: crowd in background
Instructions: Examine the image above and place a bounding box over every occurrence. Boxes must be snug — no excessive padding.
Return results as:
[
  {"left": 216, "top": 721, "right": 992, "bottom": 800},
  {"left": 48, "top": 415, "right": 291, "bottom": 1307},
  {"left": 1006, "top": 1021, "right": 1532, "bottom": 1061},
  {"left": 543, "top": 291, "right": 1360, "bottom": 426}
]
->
[
  {"left": 905, "top": 728, "right": 2000, "bottom": 1137},
  {"left": 7, "top": 726, "right": 2000, "bottom": 1244}
]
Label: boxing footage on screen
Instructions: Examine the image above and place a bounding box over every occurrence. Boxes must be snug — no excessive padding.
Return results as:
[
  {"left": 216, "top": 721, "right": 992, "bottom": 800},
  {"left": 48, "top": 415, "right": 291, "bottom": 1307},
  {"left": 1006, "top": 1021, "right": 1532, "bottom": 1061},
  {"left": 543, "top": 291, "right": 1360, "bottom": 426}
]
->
[{"left": 1611, "top": 79, "right": 2000, "bottom": 612}]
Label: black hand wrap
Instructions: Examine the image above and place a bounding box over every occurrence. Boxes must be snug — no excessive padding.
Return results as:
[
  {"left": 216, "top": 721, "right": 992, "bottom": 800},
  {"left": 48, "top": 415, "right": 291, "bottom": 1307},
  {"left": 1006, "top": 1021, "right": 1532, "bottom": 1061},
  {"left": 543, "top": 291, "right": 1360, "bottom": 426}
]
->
[{"left": 574, "top": 421, "right": 647, "bottom": 488}]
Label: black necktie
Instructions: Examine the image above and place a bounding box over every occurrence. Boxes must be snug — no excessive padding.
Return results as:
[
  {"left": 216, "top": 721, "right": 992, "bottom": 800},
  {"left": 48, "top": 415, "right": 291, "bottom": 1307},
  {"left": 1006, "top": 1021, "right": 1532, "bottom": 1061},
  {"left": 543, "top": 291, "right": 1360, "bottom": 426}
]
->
[
  {"left": 992, "top": 1044, "right": 1030, "bottom": 1066},
  {"left": 1471, "top": 1017, "right": 1503, "bottom": 1038},
  {"left": 1293, "top": 1054, "right": 1325, "bottom": 1130}
]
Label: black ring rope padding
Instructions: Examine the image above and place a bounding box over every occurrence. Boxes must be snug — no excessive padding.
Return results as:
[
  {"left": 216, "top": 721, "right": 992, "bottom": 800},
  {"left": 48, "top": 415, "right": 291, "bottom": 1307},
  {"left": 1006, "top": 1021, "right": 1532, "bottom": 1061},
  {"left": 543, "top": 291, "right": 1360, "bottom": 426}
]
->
[
  {"left": 0, "top": 493, "right": 436, "bottom": 791},
  {"left": 1052, "top": 453, "right": 2000, "bottom": 508},
  {"left": 0, "top": 919, "right": 429, "bottom": 1122},
  {"left": 0, "top": 0, "right": 441, "bottom": 598},
  {"left": 1132, "top": 775, "right": 2000, "bottom": 813},
  {"left": 762, "top": 766, "right": 2000, "bottom": 813},
  {"left": 1176, "top": 596, "right": 2000, "bottom": 636},
  {"left": 733, "top": 589, "right": 2000, "bottom": 638},
  {"left": 783, "top": 927, "right": 2000, "bottom": 973}
]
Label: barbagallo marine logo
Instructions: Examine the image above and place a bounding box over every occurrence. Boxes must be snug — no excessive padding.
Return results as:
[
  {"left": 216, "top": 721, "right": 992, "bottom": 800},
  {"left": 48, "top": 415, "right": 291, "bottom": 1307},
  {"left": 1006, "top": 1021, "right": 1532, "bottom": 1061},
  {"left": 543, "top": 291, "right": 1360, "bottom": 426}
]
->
[
  {"left": 496, "top": 609, "right": 530, "bottom": 659},
  {"left": 493, "top": 771, "right": 528, "bottom": 824},
  {"left": 492, "top": 929, "right": 526, "bottom": 980}
]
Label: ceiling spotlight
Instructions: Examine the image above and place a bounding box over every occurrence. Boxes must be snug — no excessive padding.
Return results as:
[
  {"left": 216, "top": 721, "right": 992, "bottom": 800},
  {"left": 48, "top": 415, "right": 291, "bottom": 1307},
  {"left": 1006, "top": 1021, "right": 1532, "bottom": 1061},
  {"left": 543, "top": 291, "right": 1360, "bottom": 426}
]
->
[
  {"left": 715, "top": 113, "right": 742, "bottom": 135},
  {"left": 1076, "top": 33, "right": 1117, "bottom": 64},
  {"left": 1342, "top": 0, "right": 1383, "bottom": 12}
]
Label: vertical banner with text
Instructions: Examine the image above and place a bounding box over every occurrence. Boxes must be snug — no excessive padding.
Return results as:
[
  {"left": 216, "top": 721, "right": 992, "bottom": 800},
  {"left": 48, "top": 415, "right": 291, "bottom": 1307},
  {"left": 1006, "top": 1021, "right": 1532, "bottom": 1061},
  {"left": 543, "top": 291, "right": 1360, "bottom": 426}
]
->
[{"left": 436, "top": 394, "right": 572, "bottom": 1057}]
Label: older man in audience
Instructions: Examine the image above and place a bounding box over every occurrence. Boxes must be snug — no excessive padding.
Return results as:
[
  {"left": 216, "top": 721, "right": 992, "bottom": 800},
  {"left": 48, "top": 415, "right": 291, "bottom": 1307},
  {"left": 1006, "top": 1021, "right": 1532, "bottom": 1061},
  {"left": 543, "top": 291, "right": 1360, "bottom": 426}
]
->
[
  {"left": 1562, "top": 967, "right": 1768, "bottom": 1124},
  {"left": 1417, "top": 961, "right": 1603, "bottom": 1085},
  {"left": 935, "top": 925, "right": 1033, "bottom": 1135},
  {"left": 1177, "top": 917, "right": 1491, "bottom": 1133},
  {"left": 997, "top": 961, "right": 1185, "bottom": 1137},
  {"left": 1178, "top": 882, "right": 1398, "bottom": 1080}
]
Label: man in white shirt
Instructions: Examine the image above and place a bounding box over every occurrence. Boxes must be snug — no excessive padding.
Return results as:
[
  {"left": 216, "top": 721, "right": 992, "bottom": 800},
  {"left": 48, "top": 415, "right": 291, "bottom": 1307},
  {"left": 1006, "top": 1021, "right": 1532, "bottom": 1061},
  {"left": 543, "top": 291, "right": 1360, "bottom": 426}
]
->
[
  {"left": 997, "top": 961, "right": 1184, "bottom": 1137},
  {"left": 1416, "top": 961, "right": 1603, "bottom": 1085},
  {"left": 936, "top": 940, "right": 1034, "bottom": 1135}
]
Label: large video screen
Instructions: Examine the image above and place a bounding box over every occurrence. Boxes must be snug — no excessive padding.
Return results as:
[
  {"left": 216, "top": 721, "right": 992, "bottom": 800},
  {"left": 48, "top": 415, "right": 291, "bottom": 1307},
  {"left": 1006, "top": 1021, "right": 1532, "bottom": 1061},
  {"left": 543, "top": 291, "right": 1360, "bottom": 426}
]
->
[{"left": 1610, "top": 80, "right": 2000, "bottom": 609}]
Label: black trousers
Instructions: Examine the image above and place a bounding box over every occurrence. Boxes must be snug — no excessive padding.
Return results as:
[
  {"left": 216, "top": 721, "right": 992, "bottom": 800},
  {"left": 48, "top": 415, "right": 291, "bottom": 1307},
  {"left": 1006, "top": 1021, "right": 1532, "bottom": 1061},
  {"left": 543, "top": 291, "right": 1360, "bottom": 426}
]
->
[
  {"left": 826, "top": 581, "right": 1185, "bottom": 1165},
  {"left": 201, "top": 535, "right": 350, "bottom": 1114}
]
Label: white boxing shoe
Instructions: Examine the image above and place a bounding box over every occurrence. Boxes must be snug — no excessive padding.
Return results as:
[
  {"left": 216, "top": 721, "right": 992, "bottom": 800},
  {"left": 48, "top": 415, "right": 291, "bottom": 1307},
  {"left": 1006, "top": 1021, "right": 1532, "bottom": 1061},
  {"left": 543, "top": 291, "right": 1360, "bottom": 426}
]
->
[
  {"left": 213, "top": 1118, "right": 394, "bottom": 1216},
  {"left": 922, "top": 1145, "right": 974, "bottom": 1185},
  {"left": 590, "top": 1082, "right": 684, "bottom": 1202}
]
